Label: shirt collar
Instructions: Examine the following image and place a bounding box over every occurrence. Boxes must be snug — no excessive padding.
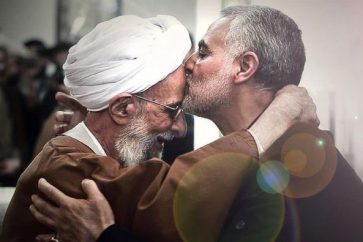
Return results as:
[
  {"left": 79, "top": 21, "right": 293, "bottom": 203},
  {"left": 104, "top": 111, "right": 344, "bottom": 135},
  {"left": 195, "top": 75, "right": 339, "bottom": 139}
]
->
[{"left": 63, "top": 121, "right": 107, "bottom": 156}]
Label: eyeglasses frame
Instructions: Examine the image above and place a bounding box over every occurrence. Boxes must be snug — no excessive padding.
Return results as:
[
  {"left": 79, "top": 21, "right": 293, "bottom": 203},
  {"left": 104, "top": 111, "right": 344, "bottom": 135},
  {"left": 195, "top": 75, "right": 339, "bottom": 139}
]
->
[{"left": 133, "top": 94, "right": 184, "bottom": 121}]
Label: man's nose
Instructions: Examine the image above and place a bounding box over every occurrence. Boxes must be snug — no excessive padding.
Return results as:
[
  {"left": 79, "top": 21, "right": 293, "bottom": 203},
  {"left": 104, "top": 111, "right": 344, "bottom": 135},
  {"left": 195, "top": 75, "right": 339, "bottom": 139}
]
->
[
  {"left": 183, "top": 51, "right": 196, "bottom": 72},
  {"left": 171, "top": 112, "right": 187, "bottom": 138}
]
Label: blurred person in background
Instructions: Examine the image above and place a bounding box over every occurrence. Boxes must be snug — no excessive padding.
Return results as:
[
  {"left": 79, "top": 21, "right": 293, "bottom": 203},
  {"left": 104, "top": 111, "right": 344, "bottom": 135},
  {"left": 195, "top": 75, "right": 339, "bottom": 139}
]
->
[
  {"left": 0, "top": 46, "right": 21, "bottom": 186},
  {"left": 33, "top": 42, "right": 72, "bottom": 157}
]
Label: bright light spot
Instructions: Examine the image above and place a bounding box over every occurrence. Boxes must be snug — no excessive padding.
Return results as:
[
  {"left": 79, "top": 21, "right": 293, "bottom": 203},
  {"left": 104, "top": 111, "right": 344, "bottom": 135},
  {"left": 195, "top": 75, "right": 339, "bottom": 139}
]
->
[
  {"left": 354, "top": 115, "right": 359, "bottom": 120},
  {"left": 316, "top": 138, "right": 325, "bottom": 148},
  {"left": 257, "top": 161, "right": 290, "bottom": 194}
]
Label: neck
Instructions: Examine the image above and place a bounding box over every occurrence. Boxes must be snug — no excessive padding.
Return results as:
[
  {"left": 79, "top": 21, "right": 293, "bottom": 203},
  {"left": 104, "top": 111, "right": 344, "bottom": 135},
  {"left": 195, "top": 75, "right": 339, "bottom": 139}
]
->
[
  {"left": 212, "top": 85, "right": 274, "bottom": 135},
  {"left": 84, "top": 112, "right": 119, "bottom": 160}
]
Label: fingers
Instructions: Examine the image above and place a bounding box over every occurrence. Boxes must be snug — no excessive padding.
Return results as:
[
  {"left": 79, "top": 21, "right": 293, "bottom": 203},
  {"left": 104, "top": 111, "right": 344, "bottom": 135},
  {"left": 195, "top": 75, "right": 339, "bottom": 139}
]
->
[
  {"left": 55, "top": 92, "right": 86, "bottom": 114},
  {"left": 275, "top": 84, "right": 298, "bottom": 95},
  {"left": 53, "top": 111, "right": 74, "bottom": 135},
  {"left": 54, "top": 93, "right": 87, "bottom": 134},
  {"left": 31, "top": 194, "right": 58, "bottom": 218},
  {"left": 308, "top": 110, "right": 320, "bottom": 127},
  {"left": 35, "top": 234, "right": 54, "bottom": 242},
  {"left": 81, "top": 179, "right": 115, "bottom": 231},
  {"left": 81, "top": 179, "right": 105, "bottom": 200},
  {"left": 311, "top": 102, "right": 320, "bottom": 127},
  {"left": 53, "top": 124, "right": 69, "bottom": 136},
  {"left": 314, "top": 116, "right": 321, "bottom": 127},
  {"left": 38, "top": 178, "right": 69, "bottom": 206},
  {"left": 275, "top": 85, "right": 307, "bottom": 97},
  {"left": 29, "top": 203, "right": 56, "bottom": 230},
  {"left": 301, "top": 92, "right": 320, "bottom": 127},
  {"left": 55, "top": 110, "right": 74, "bottom": 123}
]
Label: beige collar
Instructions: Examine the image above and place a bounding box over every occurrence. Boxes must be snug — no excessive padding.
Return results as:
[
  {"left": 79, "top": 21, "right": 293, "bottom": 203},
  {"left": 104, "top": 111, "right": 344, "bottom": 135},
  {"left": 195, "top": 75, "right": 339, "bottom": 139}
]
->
[{"left": 64, "top": 121, "right": 106, "bottom": 156}]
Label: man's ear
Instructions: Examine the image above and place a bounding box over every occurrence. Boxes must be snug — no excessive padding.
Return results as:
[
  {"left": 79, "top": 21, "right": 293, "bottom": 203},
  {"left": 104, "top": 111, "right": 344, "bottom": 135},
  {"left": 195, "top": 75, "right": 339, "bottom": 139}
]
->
[
  {"left": 108, "top": 93, "right": 136, "bottom": 125},
  {"left": 233, "top": 51, "right": 259, "bottom": 84}
]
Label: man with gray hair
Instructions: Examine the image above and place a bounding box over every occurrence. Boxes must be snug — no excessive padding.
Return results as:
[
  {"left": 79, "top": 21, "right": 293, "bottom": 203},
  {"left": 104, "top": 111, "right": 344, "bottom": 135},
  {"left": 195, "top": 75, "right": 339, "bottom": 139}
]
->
[
  {"left": 182, "top": 5, "right": 363, "bottom": 242},
  {"left": 0, "top": 14, "right": 193, "bottom": 242}
]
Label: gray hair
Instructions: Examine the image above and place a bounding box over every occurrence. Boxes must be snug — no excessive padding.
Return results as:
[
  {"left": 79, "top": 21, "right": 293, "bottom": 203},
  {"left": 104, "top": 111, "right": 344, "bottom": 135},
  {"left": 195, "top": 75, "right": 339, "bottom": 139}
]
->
[{"left": 221, "top": 5, "right": 305, "bottom": 91}]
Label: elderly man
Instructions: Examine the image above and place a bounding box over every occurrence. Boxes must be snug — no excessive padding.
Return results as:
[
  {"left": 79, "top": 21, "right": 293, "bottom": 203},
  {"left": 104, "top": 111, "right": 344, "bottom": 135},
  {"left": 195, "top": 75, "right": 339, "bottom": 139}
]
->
[
  {"left": 0, "top": 15, "right": 193, "bottom": 242},
  {"left": 29, "top": 5, "right": 363, "bottom": 242}
]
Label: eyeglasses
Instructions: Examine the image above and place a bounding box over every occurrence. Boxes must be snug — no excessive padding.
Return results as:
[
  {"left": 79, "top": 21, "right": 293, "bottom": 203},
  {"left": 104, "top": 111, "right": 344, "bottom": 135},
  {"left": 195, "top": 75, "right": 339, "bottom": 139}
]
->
[{"left": 133, "top": 94, "right": 184, "bottom": 121}]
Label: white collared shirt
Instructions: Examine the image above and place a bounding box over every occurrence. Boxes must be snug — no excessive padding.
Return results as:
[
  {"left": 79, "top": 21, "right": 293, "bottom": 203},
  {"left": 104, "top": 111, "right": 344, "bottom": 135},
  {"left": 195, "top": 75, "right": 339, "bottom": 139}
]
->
[
  {"left": 64, "top": 122, "right": 106, "bottom": 156},
  {"left": 247, "top": 129, "right": 264, "bottom": 159}
]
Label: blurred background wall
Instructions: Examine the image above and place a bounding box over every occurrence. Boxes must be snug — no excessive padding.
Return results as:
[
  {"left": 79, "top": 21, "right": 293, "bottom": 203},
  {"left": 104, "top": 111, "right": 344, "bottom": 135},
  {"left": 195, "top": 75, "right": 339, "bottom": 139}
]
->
[{"left": 0, "top": 0, "right": 57, "bottom": 52}]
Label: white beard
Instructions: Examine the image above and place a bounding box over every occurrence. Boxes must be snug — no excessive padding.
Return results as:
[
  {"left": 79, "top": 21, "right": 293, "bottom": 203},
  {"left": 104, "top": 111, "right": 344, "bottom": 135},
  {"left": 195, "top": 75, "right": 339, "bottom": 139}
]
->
[{"left": 115, "top": 113, "right": 174, "bottom": 167}]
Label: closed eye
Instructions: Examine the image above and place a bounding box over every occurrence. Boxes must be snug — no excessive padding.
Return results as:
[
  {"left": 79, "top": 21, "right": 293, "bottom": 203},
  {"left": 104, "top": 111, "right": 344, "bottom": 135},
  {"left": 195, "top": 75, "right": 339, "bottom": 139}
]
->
[
  {"left": 197, "top": 40, "right": 211, "bottom": 60},
  {"left": 197, "top": 49, "right": 208, "bottom": 59}
]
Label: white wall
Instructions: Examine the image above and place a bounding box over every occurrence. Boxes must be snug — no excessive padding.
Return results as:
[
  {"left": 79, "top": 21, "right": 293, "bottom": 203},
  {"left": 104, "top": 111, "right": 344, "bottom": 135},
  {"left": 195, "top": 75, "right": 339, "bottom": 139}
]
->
[
  {"left": 0, "top": 0, "right": 57, "bottom": 52},
  {"left": 122, "top": 0, "right": 196, "bottom": 36},
  {"left": 193, "top": 0, "right": 223, "bottom": 148},
  {"left": 0, "top": 0, "right": 195, "bottom": 51}
]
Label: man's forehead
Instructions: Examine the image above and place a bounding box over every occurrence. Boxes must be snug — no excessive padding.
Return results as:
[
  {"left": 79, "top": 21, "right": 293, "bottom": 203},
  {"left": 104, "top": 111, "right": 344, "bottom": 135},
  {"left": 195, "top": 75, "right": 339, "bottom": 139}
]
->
[
  {"left": 202, "top": 17, "right": 230, "bottom": 46},
  {"left": 207, "top": 17, "right": 231, "bottom": 34},
  {"left": 148, "top": 66, "right": 185, "bottom": 97}
]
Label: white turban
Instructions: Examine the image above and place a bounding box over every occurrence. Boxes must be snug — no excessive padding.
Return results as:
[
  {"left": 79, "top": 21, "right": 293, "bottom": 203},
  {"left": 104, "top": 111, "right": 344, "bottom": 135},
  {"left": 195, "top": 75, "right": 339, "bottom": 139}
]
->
[{"left": 63, "top": 15, "right": 191, "bottom": 111}]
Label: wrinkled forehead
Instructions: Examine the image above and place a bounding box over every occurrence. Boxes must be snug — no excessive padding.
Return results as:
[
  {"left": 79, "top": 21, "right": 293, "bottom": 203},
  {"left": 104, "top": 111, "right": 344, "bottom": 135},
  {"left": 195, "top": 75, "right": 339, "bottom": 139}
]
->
[{"left": 144, "top": 65, "right": 186, "bottom": 102}]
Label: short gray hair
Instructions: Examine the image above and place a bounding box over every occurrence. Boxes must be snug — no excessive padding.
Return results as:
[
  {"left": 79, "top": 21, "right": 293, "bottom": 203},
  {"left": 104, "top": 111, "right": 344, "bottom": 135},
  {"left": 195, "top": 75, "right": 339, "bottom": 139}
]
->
[{"left": 221, "top": 5, "right": 305, "bottom": 91}]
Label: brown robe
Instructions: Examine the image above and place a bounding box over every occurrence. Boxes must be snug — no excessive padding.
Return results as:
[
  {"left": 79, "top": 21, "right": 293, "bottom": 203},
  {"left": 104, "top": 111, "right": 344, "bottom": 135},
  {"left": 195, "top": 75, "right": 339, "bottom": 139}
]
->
[{"left": 0, "top": 130, "right": 261, "bottom": 242}]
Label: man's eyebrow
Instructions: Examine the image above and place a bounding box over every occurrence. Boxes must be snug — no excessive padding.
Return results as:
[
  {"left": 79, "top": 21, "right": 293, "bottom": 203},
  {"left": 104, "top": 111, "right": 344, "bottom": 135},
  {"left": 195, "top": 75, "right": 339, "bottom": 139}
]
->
[{"left": 198, "top": 40, "right": 208, "bottom": 50}]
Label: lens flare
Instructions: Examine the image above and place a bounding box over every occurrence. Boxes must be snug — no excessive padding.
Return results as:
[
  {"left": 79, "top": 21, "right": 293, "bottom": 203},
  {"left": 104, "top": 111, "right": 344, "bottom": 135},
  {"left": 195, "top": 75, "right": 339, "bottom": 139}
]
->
[
  {"left": 257, "top": 160, "right": 290, "bottom": 194},
  {"left": 316, "top": 138, "right": 325, "bottom": 148},
  {"left": 173, "top": 152, "right": 284, "bottom": 242},
  {"left": 281, "top": 133, "right": 337, "bottom": 198}
]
